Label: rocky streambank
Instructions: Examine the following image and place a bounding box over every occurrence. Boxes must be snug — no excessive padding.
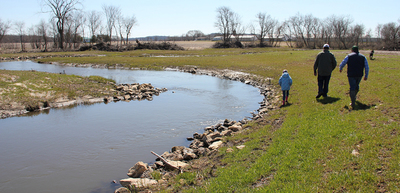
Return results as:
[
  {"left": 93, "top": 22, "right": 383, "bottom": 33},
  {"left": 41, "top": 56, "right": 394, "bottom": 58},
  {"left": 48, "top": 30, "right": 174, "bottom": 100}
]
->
[{"left": 114, "top": 68, "right": 279, "bottom": 193}]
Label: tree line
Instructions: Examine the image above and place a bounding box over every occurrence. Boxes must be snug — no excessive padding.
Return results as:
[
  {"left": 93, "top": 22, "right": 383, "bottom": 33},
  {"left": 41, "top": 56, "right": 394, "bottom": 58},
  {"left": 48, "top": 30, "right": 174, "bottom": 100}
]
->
[
  {"left": 214, "top": 6, "right": 400, "bottom": 50},
  {"left": 0, "top": 1, "right": 399, "bottom": 52}
]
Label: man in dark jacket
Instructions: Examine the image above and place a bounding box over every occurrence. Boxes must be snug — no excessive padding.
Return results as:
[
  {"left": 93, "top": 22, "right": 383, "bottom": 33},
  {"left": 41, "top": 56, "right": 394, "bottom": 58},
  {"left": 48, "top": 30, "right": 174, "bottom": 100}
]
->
[
  {"left": 339, "top": 46, "right": 370, "bottom": 109},
  {"left": 314, "top": 44, "right": 337, "bottom": 98}
]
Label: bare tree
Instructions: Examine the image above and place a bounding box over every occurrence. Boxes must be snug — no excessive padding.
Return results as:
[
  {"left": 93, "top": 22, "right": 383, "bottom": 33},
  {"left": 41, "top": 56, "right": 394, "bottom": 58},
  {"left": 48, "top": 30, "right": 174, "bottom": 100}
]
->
[
  {"left": 380, "top": 22, "right": 400, "bottom": 50},
  {"left": 214, "top": 6, "right": 234, "bottom": 44},
  {"left": 123, "top": 15, "right": 137, "bottom": 44},
  {"left": 37, "top": 19, "right": 49, "bottom": 51},
  {"left": 0, "top": 19, "right": 11, "bottom": 49},
  {"left": 87, "top": 10, "right": 102, "bottom": 44},
  {"left": 288, "top": 13, "right": 319, "bottom": 48},
  {"left": 42, "top": 0, "right": 82, "bottom": 50},
  {"left": 230, "top": 12, "right": 245, "bottom": 44},
  {"left": 282, "top": 20, "right": 294, "bottom": 48},
  {"left": 255, "top": 12, "right": 278, "bottom": 47},
  {"left": 351, "top": 24, "right": 365, "bottom": 46},
  {"left": 69, "top": 11, "right": 85, "bottom": 48},
  {"left": 186, "top": 30, "right": 204, "bottom": 41},
  {"left": 327, "top": 15, "right": 353, "bottom": 49},
  {"left": 102, "top": 5, "right": 121, "bottom": 45},
  {"left": 15, "top": 21, "right": 26, "bottom": 52}
]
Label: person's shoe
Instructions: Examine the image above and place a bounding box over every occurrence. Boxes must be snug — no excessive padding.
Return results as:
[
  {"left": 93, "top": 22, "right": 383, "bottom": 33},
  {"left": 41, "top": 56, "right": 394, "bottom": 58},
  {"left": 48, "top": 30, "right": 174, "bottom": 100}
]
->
[
  {"left": 316, "top": 94, "right": 322, "bottom": 98},
  {"left": 282, "top": 100, "right": 285, "bottom": 106},
  {"left": 323, "top": 94, "right": 328, "bottom": 97}
]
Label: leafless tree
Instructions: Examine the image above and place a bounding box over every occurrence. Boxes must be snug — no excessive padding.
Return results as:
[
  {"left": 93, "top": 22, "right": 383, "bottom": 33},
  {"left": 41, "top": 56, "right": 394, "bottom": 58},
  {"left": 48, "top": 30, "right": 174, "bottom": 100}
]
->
[
  {"left": 255, "top": 12, "right": 276, "bottom": 46},
  {"left": 37, "top": 19, "right": 49, "bottom": 51},
  {"left": 327, "top": 15, "right": 353, "bottom": 49},
  {"left": 380, "top": 22, "right": 400, "bottom": 50},
  {"left": 214, "top": 6, "right": 234, "bottom": 44},
  {"left": 351, "top": 24, "right": 365, "bottom": 46},
  {"left": 273, "top": 22, "right": 285, "bottom": 47},
  {"left": 102, "top": 4, "right": 121, "bottom": 45},
  {"left": 123, "top": 15, "right": 137, "bottom": 44},
  {"left": 230, "top": 12, "right": 245, "bottom": 43},
  {"left": 87, "top": 10, "right": 102, "bottom": 44},
  {"left": 0, "top": 19, "right": 11, "bottom": 49},
  {"left": 41, "top": 0, "right": 82, "bottom": 50},
  {"left": 288, "top": 13, "right": 319, "bottom": 48},
  {"left": 68, "top": 11, "right": 85, "bottom": 48},
  {"left": 186, "top": 30, "right": 204, "bottom": 41},
  {"left": 282, "top": 20, "right": 294, "bottom": 48},
  {"left": 15, "top": 21, "right": 26, "bottom": 51}
]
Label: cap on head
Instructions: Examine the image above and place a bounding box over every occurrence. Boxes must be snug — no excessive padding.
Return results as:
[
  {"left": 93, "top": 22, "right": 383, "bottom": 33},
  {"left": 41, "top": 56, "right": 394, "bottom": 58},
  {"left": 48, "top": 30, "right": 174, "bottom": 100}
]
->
[
  {"left": 283, "top": 69, "right": 288, "bottom": 73},
  {"left": 352, "top": 46, "right": 359, "bottom": 52},
  {"left": 323, "top": 44, "right": 329, "bottom": 49}
]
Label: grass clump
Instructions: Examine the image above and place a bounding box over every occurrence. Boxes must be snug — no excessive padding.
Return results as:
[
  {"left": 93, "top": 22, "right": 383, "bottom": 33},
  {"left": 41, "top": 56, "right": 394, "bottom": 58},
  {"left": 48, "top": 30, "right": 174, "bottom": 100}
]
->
[{"left": 0, "top": 70, "right": 116, "bottom": 111}]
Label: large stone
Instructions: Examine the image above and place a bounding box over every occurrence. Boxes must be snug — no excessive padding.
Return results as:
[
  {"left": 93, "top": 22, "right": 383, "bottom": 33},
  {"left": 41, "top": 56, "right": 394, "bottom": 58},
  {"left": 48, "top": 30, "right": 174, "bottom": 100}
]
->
[
  {"left": 127, "top": 161, "right": 149, "bottom": 178},
  {"left": 161, "top": 151, "right": 183, "bottom": 161},
  {"left": 209, "top": 141, "right": 223, "bottom": 150},
  {"left": 221, "top": 130, "right": 233, "bottom": 136},
  {"left": 167, "top": 160, "right": 189, "bottom": 169},
  {"left": 119, "top": 178, "right": 158, "bottom": 188},
  {"left": 189, "top": 139, "right": 204, "bottom": 149},
  {"left": 204, "top": 132, "right": 222, "bottom": 145},
  {"left": 114, "top": 187, "right": 130, "bottom": 193},
  {"left": 228, "top": 124, "right": 242, "bottom": 132}
]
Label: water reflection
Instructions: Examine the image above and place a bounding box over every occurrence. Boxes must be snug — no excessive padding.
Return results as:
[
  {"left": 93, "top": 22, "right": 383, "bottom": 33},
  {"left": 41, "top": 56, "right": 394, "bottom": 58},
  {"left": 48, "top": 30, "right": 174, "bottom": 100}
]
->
[{"left": 0, "top": 61, "right": 263, "bottom": 193}]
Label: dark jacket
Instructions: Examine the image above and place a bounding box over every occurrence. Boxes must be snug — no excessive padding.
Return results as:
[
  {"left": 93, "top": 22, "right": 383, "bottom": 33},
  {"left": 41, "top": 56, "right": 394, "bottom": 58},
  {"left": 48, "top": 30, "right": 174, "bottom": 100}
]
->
[
  {"left": 339, "top": 52, "right": 369, "bottom": 78},
  {"left": 314, "top": 50, "right": 337, "bottom": 76}
]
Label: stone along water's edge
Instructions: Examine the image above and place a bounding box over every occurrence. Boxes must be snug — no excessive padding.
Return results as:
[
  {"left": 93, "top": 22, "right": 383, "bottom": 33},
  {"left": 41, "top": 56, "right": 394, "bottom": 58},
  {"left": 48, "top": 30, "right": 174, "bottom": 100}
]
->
[{"left": 113, "top": 66, "right": 280, "bottom": 192}]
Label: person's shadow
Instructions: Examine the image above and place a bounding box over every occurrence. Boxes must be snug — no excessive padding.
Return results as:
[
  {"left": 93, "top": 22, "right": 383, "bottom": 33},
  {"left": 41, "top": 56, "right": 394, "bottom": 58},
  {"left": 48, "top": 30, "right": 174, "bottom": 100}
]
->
[
  {"left": 316, "top": 96, "right": 340, "bottom": 104},
  {"left": 344, "top": 101, "right": 375, "bottom": 110}
]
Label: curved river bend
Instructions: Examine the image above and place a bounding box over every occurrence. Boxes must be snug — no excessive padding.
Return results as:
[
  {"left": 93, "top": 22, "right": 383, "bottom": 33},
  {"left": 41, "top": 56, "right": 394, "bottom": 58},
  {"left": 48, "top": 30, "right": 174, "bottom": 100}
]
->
[{"left": 0, "top": 61, "right": 264, "bottom": 193}]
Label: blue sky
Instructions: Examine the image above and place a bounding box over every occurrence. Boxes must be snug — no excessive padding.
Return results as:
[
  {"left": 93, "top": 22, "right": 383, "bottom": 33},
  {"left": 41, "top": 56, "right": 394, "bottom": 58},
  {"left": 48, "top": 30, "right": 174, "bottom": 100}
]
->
[{"left": 1, "top": 0, "right": 399, "bottom": 37}]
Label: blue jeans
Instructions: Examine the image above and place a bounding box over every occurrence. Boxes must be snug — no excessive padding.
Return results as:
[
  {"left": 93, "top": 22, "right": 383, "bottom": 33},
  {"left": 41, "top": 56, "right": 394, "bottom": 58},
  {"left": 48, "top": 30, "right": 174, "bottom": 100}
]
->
[
  {"left": 282, "top": 90, "right": 289, "bottom": 101},
  {"left": 318, "top": 75, "right": 331, "bottom": 95},
  {"left": 348, "top": 77, "right": 362, "bottom": 91}
]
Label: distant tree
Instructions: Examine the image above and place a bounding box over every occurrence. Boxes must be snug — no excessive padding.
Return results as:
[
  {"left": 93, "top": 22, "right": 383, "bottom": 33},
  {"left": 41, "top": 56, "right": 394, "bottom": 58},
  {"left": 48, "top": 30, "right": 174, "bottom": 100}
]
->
[
  {"left": 186, "top": 30, "right": 204, "bottom": 41},
  {"left": 69, "top": 11, "right": 85, "bottom": 48},
  {"left": 102, "top": 4, "right": 121, "bottom": 45},
  {"left": 41, "top": 0, "right": 82, "bottom": 49},
  {"left": 351, "top": 24, "right": 365, "bottom": 46},
  {"left": 123, "top": 15, "right": 137, "bottom": 44},
  {"left": 255, "top": 12, "right": 277, "bottom": 46},
  {"left": 327, "top": 15, "right": 353, "bottom": 49},
  {"left": 37, "top": 19, "right": 49, "bottom": 51},
  {"left": 14, "top": 21, "right": 26, "bottom": 51},
  {"left": 288, "top": 13, "right": 319, "bottom": 48},
  {"left": 87, "top": 10, "right": 102, "bottom": 44},
  {"left": 214, "top": 6, "right": 235, "bottom": 44},
  {"left": 0, "top": 19, "right": 11, "bottom": 48},
  {"left": 380, "top": 22, "right": 400, "bottom": 50}
]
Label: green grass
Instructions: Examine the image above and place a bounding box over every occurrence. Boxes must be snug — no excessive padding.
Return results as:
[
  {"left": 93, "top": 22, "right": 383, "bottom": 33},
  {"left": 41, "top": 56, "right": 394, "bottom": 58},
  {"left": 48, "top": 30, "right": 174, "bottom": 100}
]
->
[
  {"left": 0, "top": 70, "right": 116, "bottom": 108},
  {"left": 1, "top": 48, "right": 399, "bottom": 192}
]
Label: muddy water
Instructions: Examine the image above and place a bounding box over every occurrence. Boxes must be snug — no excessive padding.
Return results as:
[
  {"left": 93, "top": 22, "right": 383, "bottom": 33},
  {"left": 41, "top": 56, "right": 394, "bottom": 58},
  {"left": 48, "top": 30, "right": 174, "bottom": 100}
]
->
[{"left": 0, "top": 61, "right": 263, "bottom": 193}]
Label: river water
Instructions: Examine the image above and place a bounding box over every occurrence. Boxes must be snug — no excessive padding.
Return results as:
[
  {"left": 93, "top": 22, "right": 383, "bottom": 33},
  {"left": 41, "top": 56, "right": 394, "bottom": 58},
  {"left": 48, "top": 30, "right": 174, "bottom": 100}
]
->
[{"left": 0, "top": 61, "right": 264, "bottom": 193}]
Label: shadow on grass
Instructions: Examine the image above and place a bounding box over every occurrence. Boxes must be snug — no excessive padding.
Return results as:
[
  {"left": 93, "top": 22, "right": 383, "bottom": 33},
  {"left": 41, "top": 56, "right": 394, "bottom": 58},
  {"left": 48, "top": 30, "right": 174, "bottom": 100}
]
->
[
  {"left": 280, "top": 102, "right": 292, "bottom": 108},
  {"left": 343, "top": 101, "right": 375, "bottom": 111},
  {"left": 316, "top": 96, "right": 341, "bottom": 104}
]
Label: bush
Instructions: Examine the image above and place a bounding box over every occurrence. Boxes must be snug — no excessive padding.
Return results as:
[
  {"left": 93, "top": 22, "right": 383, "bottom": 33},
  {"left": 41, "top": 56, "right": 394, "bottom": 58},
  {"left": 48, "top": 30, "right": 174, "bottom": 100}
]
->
[{"left": 134, "top": 41, "right": 184, "bottom": 50}]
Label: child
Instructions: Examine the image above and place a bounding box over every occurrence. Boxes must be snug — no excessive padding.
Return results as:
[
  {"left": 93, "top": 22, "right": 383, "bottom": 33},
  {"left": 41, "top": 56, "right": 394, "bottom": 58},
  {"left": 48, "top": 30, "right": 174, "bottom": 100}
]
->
[{"left": 279, "top": 69, "right": 293, "bottom": 106}]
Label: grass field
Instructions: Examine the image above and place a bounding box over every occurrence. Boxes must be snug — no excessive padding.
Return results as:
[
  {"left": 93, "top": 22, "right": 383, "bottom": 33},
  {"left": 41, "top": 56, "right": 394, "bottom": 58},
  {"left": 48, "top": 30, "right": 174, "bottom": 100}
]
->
[{"left": 1, "top": 47, "right": 399, "bottom": 192}]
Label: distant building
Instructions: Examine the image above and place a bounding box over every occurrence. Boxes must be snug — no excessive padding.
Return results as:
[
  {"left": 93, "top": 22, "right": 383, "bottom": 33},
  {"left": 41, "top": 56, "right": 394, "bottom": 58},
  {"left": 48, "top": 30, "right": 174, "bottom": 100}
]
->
[{"left": 212, "top": 35, "right": 257, "bottom": 42}]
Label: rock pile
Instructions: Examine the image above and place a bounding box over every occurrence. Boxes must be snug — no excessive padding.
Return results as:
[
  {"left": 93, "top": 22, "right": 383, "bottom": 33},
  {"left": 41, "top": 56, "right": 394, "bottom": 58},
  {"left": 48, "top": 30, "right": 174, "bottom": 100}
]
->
[
  {"left": 104, "top": 83, "right": 167, "bottom": 102},
  {"left": 115, "top": 119, "right": 249, "bottom": 192}
]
